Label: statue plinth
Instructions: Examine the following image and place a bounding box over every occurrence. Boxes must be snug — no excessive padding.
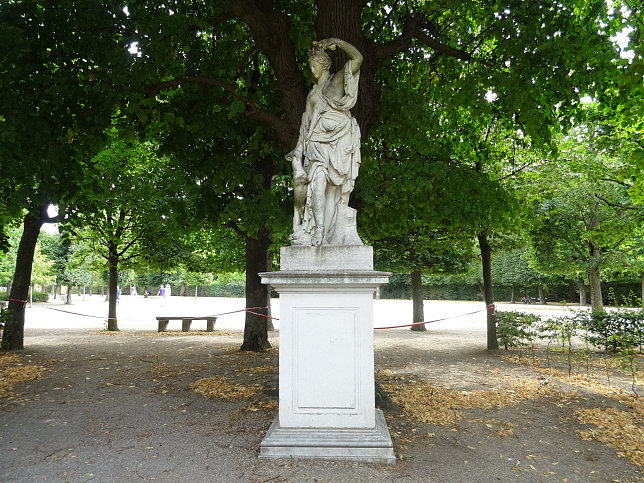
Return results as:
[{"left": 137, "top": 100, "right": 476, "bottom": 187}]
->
[{"left": 259, "top": 245, "right": 395, "bottom": 464}]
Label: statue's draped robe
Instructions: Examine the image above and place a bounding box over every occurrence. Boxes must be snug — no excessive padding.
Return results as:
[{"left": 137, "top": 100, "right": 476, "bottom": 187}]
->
[{"left": 294, "top": 60, "right": 361, "bottom": 245}]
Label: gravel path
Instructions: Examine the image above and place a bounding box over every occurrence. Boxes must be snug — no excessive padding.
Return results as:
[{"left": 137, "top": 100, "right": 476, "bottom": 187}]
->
[{"left": 0, "top": 297, "right": 641, "bottom": 482}]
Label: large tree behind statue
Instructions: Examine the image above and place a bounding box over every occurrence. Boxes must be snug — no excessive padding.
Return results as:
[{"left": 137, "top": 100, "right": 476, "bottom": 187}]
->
[{"left": 130, "top": 0, "right": 631, "bottom": 350}]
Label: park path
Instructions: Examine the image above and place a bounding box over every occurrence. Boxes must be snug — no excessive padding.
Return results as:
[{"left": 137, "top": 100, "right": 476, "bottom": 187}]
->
[{"left": 0, "top": 298, "right": 641, "bottom": 482}]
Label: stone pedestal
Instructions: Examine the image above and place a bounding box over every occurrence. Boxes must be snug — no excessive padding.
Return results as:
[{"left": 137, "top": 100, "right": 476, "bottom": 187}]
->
[{"left": 259, "top": 246, "right": 395, "bottom": 464}]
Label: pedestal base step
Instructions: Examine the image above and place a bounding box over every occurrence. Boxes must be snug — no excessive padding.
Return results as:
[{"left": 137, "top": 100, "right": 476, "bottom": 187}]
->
[{"left": 259, "top": 409, "right": 396, "bottom": 464}]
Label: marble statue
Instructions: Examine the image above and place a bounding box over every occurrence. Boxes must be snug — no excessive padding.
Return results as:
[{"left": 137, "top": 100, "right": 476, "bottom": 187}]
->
[{"left": 287, "top": 38, "right": 364, "bottom": 247}]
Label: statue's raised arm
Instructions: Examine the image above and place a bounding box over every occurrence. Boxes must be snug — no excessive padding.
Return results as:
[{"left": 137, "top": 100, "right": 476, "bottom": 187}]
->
[
  {"left": 288, "top": 39, "right": 364, "bottom": 247},
  {"left": 312, "top": 38, "right": 363, "bottom": 75}
]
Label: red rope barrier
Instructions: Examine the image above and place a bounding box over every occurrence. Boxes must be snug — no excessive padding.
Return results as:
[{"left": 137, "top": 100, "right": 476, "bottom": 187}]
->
[
  {"left": 44, "top": 307, "right": 107, "bottom": 319},
  {"left": 205, "top": 305, "right": 269, "bottom": 318},
  {"left": 8, "top": 298, "right": 28, "bottom": 304},
  {"left": 246, "top": 310, "right": 279, "bottom": 320},
  {"left": 43, "top": 304, "right": 273, "bottom": 321},
  {"left": 374, "top": 308, "right": 486, "bottom": 330}
]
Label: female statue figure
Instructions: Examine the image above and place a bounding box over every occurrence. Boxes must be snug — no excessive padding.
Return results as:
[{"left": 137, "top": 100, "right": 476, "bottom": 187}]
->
[{"left": 287, "top": 38, "right": 363, "bottom": 247}]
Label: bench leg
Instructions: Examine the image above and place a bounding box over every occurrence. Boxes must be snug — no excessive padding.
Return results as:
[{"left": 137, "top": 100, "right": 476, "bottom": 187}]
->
[
  {"left": 182, "top": 319, "right": 192, "bottom": 332},
  {"left": 206, "top": 317, "right": 216, "bottom": 332},
  {"left": 158, "top": 319, "right": 169, "bottom": 332}
]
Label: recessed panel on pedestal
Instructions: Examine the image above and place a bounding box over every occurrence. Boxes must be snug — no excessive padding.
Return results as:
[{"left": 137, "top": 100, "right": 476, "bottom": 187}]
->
[{"left": 294, "top": 308, "right": 358, "bottom": 410}]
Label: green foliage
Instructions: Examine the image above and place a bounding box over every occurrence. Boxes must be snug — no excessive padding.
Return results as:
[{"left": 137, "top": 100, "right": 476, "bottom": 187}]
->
[
  {"left": 491, "top": 248, "right": 542, "bottom": 287},
  {"left": 0, "top": 291, "right": 48, "bottom": 303},
  {"left": 208, "top": 276, "right": 246, "bottom": 298},
  {"left": 498, "top": 308, "right": 643, "bottom": 357},
  {"left": 0, "top": 226, "right": 56, "bottom": 287},
  {"left": 0, "top": 226, "right": 21, "bottom": 285},
  {"left": 0, "top": 1, "right": 132, "bottom": 230},
  {"left": 31, "top": 292, "right": 50, "bottom": 303},
  {"left": 607, "top": 287, "right": 643, "bottom": 308},
  {"left": 584, "top": 309, "right": 644, "bottom": 354},
  {"left": 62, "top": 140, "right": 181, "bottom": 271},
  {"left": 495, "top": 311, "right": 542, "bottom": 351}
]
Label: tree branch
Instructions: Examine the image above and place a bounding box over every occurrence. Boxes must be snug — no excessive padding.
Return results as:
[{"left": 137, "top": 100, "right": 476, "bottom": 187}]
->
[
  {"left": 146, "top": 75, "right": 292, "bottom": 145},
  {"left": 372, "top": 13, "right": 492, "bottom": 67},
  {"left": 598, "top": 177, "right": 632, "bottom": 187},
  {"left": 117, "top": 237, "right": 140, "bottom": 258},
  {"left": 594, "top": 193, "right": 639, "bottom": 211},
  {"left": 496, "top": 161, "right": 537, "bottom": 181},
  {"left": 226, "top": 220, "right": 247, "bottom": 239},
  {"left": 146, "top": 76, "right": 236, "bottom": 97},
  {"left": 229, "top": 0, "right": 306, "bottom": 144}
]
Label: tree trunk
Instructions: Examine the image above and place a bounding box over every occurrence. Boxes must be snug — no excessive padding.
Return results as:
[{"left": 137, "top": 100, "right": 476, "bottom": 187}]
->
[
  {"left": 1, "top": 206, "right": 47, "bottom": 350},
  {"left": 588, "top": 266, "right": 602, "bottom": 311},
  {"left": 240, "top": 229, "right": 272, "bottom": 352},
  {"left": 587, "top": 239, "right": 603, "bottom": 312},
  {"left": 568, "top": 281, "right": 576, "bottom": 304},
  {"left": 588, "top": 265, "right": 603, "bottom": 312},
  {"left": 410, "top": 269, "right": 426, "bottom": 332},
  {"left": 641, "top": 273, "right": 644, "bottom": 308},
  {"left": 180, "top": 282, "right": 187, "bottom": 297},
  {"left": 579, "top": 275, "right": 587, "bottom": 306},
  {"left": 538, "top": 284, "right": 546, "bottom": 304},
  {"left": 66, "top": 285, "right": 73, "bottom": 305},
  {"left": 510, "top": 283, "right": 516, "bottom": 304},
  {"left": 478, "top": 232, "right": 498, "bottom": 350},
  {"left": 106, "top": 245, "right": 119, "bottom": 331}
]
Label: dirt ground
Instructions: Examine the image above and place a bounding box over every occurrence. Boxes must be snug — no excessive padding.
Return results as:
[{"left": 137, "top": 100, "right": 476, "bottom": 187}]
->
[{"left": 0, "top": 297, "right": 642, "bottom": 482}]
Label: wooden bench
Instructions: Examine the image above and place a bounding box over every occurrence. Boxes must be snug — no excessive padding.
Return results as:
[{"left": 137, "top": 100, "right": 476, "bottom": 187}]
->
[{"left": 156, "top": 316, "right": 217, "bottom": 332}]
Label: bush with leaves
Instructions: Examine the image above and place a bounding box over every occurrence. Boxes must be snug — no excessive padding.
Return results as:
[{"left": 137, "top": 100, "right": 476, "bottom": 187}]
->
[
  {"left": 0, "top": 291, "right": 49, "bottom": 303},
  {"left": 496, "top": 311, "right": 541, "bottom": 352},
  {"left": 585, "top": 309, "right": 644, "bottom": 354}
]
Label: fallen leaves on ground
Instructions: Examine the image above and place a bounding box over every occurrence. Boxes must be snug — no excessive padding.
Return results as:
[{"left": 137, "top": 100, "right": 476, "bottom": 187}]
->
[
  {"left": 190, "top": 376, "right": 262, "bottom": 400},
  {"left": 501, "top": 351, "right": 644, "bottom": 467},
  {"left": 91, "top": 330, "right": 238, "bottom": 337},
  {"left": 91, "top": 330, "right": 131, "bottom": 336},
  {"left": 380, "top": 372, "right": 551, "bottom": 426},
  {"left": 236, "top": 365, "right": 277, "bottom": 374},
  {"left": 142, "top": 331, "right": 238, "bottom": 337},
  {"left": 577, "top": 406, "right": 644, "bottom": 467},
  {"left": 150, "top": 363, "right": 203, "bottom": 379},
  {"left": 468, "top": 418, "right": 517, "bottom": 437},
  {"left": 0, "top": 353, "right": 46, "bottom": 399},
  {"left": 242, "top": 400, "right": 278, "bottom": 412},
  {"left": 0, "top": 353, "right": 21, "bottom": 367},
  {"left": 500, "top": 353, "right": 642, "bottom": 394}
]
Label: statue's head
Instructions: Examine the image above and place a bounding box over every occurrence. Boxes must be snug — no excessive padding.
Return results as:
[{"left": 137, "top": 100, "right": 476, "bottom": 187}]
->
[{"left": 308, "top": 47, "right": 331, "bottom": 70}]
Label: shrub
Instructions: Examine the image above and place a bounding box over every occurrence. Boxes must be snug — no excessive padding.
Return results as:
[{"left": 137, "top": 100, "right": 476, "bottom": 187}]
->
[
  {"left": 32, "top": 292, "right": 50, "bottom": 303},
  {"left": 0, "top": 292, "right": 49, "bottom": 303},
  {"left": 585, "top": 309, "right": 644, "bottom": 354},
  {"left": 496, "top": 311, "right": 542, "bottom": 351}
]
